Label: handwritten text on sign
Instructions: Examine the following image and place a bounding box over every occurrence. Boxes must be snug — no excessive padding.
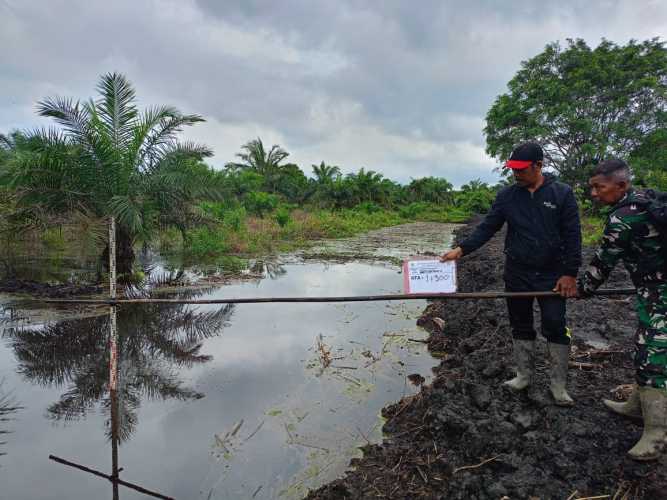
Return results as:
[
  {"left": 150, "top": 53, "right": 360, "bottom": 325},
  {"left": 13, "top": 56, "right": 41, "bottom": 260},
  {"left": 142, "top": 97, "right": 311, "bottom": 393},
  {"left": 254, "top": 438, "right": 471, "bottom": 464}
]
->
[{"left": 403, "top": 259, "right": 457, "bottom": 294}]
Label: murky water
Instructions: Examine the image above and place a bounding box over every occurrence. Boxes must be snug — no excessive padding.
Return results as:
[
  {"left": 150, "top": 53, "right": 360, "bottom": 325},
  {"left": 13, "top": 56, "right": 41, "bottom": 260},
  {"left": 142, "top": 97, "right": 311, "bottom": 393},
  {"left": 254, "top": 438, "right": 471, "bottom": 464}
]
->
[{"left": 0, "top": 224, "right": 456, "bottom": 499}]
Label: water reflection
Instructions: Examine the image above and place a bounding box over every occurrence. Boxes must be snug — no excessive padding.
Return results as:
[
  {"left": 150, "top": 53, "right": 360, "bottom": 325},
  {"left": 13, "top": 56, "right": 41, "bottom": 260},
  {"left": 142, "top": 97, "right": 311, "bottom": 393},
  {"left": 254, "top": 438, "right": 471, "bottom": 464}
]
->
[
  {"left": 3, "top": 284, "right": 233, "bottom": 443},
  {"left": 0, "top": 380, "right": 21, "bottom": 462}
]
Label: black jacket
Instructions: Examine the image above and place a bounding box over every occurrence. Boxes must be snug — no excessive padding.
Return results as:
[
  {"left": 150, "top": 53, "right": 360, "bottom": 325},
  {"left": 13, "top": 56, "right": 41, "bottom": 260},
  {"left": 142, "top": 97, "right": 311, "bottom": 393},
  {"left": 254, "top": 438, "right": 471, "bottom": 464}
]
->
[{"left": 458, "top": 174, "right": 582, "bottom": 277}]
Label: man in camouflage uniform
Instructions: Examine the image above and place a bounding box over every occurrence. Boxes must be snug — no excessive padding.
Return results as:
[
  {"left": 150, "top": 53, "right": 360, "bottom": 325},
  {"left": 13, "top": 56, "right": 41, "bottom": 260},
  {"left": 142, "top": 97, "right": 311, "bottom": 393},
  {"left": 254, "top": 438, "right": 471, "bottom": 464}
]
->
[{"left": 580, "top": 159, "right": 667, "bottom": 461}]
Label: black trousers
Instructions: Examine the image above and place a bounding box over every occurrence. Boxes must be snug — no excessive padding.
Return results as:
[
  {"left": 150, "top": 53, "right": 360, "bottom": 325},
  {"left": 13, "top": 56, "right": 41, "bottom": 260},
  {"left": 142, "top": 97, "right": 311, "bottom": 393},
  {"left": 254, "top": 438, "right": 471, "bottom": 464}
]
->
[{"left": 504, "top": 267, "right": 570, "bottom": 346}]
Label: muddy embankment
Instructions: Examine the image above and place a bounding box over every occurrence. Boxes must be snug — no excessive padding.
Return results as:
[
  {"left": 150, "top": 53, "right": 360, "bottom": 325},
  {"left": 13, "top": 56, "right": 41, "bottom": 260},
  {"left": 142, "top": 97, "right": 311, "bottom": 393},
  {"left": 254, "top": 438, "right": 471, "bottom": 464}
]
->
[{"left": 308, "top": 220, "right": 667, "bottom": 500}]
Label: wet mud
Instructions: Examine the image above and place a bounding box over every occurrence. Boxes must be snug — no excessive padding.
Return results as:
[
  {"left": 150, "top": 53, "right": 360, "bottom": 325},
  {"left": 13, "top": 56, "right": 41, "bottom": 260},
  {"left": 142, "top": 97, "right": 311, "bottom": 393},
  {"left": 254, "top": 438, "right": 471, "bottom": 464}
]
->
[
  {"left": 297, "top": 222, "right": 460, "bottom": 267},
  {"left": 308, "top": 220, "right": 667, "bottom": 499}
]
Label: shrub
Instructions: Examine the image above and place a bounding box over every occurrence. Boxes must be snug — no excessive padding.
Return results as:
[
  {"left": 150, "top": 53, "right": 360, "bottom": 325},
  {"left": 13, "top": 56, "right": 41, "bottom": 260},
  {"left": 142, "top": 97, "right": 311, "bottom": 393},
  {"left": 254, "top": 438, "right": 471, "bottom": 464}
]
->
[
  {"left": 399, "top": 202, "right": 429, "bottom": 219},
  {"left": 275, "top": 207, "right": 291, "bottom": 227},
  {"left": 243, "top": 191, "right": 279, "bottom": 217},
  {"left": 354, "top": 201, "right": 381, "bottom": 214},
  {"left": 223, "top": 207, "right": 246, "bottom": 232},
  {"left": 186, "top": 226, "right": 229, "bottom": 257}
]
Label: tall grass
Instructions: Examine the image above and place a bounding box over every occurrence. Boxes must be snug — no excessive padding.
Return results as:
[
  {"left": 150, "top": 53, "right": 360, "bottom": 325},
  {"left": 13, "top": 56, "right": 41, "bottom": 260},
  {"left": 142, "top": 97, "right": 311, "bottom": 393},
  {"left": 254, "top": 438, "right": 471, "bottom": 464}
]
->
[{"left": 170, "top": 203, "right": 469, "bottom": 260}]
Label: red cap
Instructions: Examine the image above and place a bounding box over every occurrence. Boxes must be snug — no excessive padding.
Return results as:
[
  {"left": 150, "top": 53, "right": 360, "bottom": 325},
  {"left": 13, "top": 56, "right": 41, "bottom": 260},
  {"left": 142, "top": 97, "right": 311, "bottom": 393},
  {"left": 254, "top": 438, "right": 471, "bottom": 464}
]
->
[
  {"left": 505, "top": 142, "right": 543, "bottom": 169},
  {"left": 505, "top": 159, "right": 533, "bottom": 170}
]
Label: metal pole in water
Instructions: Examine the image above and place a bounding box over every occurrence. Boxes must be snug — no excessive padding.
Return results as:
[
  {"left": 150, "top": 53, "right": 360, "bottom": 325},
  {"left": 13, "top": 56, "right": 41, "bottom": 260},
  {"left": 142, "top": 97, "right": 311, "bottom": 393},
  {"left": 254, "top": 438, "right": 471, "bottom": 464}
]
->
[
  {"left": 108, "top": 216, "right": 120, "bottom": 500},
  {"left": 109, "top": 216, "right": 117, "bottom": 302}
]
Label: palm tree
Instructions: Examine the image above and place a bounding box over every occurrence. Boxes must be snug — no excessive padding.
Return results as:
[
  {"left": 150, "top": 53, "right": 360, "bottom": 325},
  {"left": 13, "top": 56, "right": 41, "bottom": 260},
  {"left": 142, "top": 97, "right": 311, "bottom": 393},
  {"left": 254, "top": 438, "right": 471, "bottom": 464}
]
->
[
  {"left": 406, "top": 177, "right": 454, "bottom": 204},
  {"left": 5, "top": 73, "right": 216, "bottom": 275},
  {"left": 226, "top": 138, "right": 289, "bottom": 193},
  {"left": 459, "top": 178, "right": 488, "bottom": 193},
  {"left": 0, "top": 131, "right": 20, "bottom": 154},
  {"left": 455, "top": 179, "right": 496, "bottom": 214},
  {"left": 311, "top": 161, "right": 341, "bottom": 185},
  {"left": 347, "top": 168, "right": 385, "bottom": 205},
  {"left": 309, "top": 162, "right": 341, "bottom": 208}
]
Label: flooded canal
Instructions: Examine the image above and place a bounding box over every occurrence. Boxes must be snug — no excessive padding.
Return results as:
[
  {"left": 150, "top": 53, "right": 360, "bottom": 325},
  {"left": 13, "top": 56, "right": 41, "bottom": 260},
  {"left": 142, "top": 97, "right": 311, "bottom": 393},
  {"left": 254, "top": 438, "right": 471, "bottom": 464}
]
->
[{"left": 0, "top": 223, "right": 457, "bottom": 499}]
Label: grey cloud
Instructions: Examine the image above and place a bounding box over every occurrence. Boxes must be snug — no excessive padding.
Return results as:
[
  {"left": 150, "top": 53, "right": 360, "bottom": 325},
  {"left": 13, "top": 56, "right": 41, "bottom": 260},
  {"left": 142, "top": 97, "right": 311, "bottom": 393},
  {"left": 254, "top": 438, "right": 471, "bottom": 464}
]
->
[{"left": 1, "top": 0, "right": 665, "bottom": 184}]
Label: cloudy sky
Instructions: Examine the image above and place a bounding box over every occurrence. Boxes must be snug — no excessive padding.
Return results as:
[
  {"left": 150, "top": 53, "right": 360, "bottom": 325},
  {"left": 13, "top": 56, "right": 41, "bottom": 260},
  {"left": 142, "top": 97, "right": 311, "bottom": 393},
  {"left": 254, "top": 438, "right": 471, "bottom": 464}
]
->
[{"left": 1, "top": 0, "right": 665, "bottom": 186}]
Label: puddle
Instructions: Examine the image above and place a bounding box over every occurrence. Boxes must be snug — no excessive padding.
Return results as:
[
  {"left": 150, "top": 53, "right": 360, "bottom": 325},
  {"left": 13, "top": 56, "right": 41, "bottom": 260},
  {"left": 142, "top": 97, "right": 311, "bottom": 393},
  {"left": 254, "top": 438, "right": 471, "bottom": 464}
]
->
[{"left": 0, "top": 223, "right": 457, "bottom": 499}]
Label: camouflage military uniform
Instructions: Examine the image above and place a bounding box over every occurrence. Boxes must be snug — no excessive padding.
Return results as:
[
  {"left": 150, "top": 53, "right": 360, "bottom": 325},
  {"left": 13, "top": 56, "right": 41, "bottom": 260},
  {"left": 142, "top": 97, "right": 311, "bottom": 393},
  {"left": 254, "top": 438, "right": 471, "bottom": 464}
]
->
[{"left": 581, "top": 190, "right": 667, "bottom": 389}]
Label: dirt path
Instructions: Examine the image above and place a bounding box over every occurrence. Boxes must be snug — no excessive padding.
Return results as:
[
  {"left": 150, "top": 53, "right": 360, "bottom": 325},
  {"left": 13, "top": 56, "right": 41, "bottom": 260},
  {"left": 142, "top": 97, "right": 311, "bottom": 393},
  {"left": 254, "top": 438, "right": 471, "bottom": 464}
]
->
[{"left": 307, "top": 220, "right": 667, "bottom": 500}]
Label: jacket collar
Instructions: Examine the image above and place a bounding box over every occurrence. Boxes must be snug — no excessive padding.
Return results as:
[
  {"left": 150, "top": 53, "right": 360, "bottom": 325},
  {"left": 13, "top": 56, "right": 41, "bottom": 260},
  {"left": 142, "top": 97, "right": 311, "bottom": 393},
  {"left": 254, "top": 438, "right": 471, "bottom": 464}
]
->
[{"left": 515, "top": 172, "right": 555, "bottom": 192}]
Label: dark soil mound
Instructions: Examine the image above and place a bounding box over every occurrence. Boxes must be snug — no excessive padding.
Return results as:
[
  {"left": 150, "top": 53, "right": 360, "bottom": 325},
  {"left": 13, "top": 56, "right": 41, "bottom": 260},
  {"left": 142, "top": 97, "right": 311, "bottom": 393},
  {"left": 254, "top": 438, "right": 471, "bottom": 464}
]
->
[{"left": 308, "top": 221, "right": 667, "bottom": 499}]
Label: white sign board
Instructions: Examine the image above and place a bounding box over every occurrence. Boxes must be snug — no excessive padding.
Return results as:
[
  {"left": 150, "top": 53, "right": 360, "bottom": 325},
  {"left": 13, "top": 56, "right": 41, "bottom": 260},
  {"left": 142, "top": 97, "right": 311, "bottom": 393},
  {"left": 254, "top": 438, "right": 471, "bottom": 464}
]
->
[{"left": 403, "top": 258, "right": 457, "bottom": 294}]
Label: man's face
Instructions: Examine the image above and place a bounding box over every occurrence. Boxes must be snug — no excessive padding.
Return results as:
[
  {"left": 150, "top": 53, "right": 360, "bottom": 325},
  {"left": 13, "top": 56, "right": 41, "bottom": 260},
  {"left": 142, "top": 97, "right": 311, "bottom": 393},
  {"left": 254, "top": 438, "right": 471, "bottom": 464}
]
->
[
  {"left": 589, "top": 174, "right": 627, "bottom": 205},
  {"left": 512, "top": 163, "right": 540, "bottom": 187}
]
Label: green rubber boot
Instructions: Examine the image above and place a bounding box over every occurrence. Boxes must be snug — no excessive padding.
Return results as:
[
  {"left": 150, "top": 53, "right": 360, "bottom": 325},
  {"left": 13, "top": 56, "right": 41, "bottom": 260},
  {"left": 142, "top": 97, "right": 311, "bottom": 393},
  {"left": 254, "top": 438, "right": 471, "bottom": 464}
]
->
[{"left": 628, "top": 387, "right": 667, "bottom": 461}]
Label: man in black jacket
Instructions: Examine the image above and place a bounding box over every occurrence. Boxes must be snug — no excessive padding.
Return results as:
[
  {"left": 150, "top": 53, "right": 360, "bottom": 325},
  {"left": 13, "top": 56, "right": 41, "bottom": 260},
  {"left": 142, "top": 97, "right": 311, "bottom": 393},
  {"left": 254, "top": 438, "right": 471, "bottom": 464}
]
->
[{"left": 441, "top": 142, "right": 582, "bottom": 406}]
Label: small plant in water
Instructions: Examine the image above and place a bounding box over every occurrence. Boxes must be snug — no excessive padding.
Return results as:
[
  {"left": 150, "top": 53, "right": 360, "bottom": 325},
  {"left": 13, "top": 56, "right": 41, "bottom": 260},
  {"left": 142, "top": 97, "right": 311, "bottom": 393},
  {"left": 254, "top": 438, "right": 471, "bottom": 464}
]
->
[{"left": 316, "top": 334, "right": 332, "bottom": 370}]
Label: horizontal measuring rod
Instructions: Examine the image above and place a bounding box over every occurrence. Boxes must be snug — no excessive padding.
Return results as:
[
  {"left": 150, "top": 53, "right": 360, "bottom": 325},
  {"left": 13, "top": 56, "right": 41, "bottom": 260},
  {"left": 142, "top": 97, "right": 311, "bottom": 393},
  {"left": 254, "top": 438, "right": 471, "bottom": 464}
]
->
[{"left": 33, "top": 288, "right": 637, "bottom": 305}]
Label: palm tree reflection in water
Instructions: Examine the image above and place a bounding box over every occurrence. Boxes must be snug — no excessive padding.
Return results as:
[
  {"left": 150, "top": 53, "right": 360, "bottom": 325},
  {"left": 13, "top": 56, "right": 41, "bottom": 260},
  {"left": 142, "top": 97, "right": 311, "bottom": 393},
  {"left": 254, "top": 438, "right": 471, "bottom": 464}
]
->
[
  {"left": 0, "top": 381, "right": 22, "bottom": 462},
  {"left": 4, "top": 280, "right": 234, "bottom": 443}
]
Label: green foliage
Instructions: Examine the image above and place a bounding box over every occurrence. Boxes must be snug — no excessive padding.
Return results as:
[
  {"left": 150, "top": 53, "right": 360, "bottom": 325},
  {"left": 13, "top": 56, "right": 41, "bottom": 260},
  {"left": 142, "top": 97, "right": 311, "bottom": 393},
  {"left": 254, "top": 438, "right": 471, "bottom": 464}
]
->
[
  {"left": 223, "top": 207, "right": 246, "bottom": 232},
  {"left": 226, "top": 138, "right": 289, "bottom": 193},
  {"left": 275, "top": 207, "right": 291, "bottom": 228},
  {"left": 214, "top": 255, "right": 248, "bottom": 274},
  {"left": 406, "top": 177, "right": 454, "bottom": 204},
  {"left": 272, "top": 163, "right": 310, "bottom": 203},
  {"left": 158, "top": 227, "right": 182, "bottom": 253},
  {"left": 399, "top": 202, "right": 429, "bottom": 218},
  {"left": 200, "top": 201, "right": 227, "bottom": 221},
  {"left": 312, "top": 162, "right": 341, "bottom": 184},
  {"left": 41, "top": 227, "right": 67, "bottom": 252},
  {"left": 574, "top": 185, "right": 595, "bottom": 215},
  {"left": 631, "top": 129, "right": 667, "bottom": 191},
  {"left": 346, "top": 168, "right": 391, "bottom": 207},
  {"left": 581, "top": 215, "right": 605, "bottom": 246},
  {"left": 354, "top": 201, "right": 382, "bottom": 214},
  {"left": 223, "top": 169, "right": 264, "bottom": 197},
  {"left": 454, "top": 180, "right": 496, "bottom": 214},
  {"left": 186, "top": 226, "right": 229, "bottom": 258},
  {"left": 485, "top": 38, "right": 667, "bottom": 187},
  {"left": 326, "top": 177, "right": 354, "bottom": 209},
  {"left": 313, "top": 209, "right": 404, "bottom": 238},
  {"left": 243, "top": 191, "right": 279, "bottom": 217}
]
